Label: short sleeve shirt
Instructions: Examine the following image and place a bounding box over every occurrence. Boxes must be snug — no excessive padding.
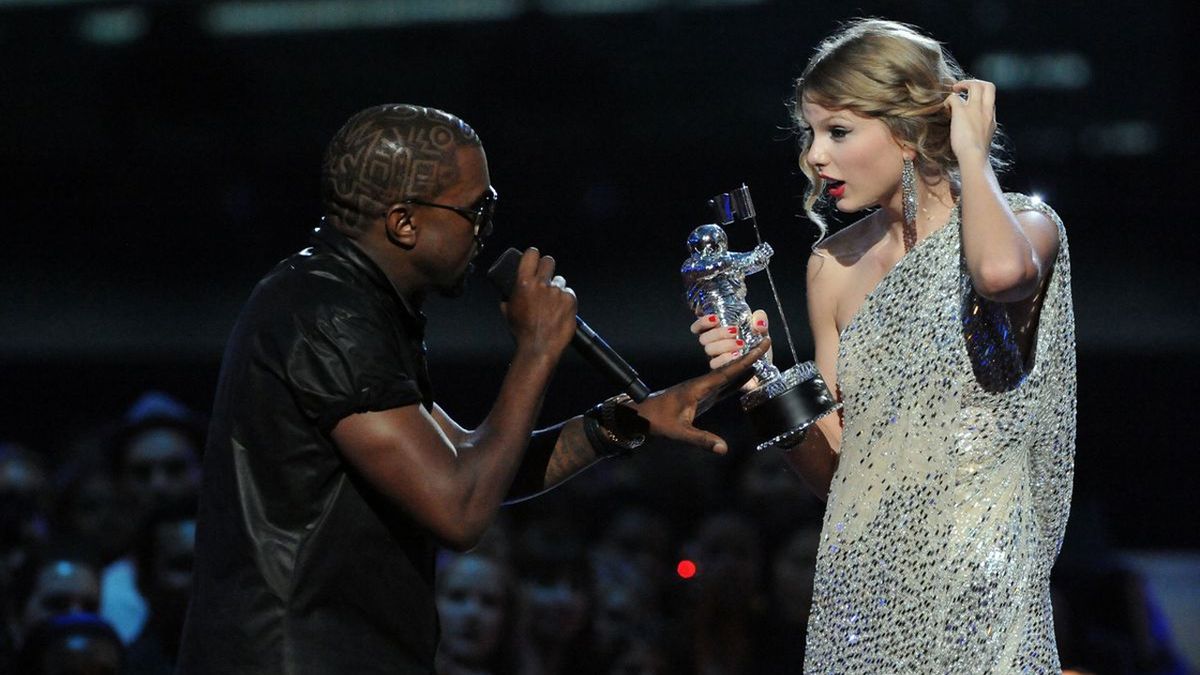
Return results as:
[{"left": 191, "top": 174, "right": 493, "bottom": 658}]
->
[{"left": 178, "top": 226, "right": 439, "bottom": 674}]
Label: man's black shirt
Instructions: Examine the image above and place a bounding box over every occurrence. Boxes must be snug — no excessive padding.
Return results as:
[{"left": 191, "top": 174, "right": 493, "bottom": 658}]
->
[{"left": 178, "top": 226, "right": 441, "bottom": 674}]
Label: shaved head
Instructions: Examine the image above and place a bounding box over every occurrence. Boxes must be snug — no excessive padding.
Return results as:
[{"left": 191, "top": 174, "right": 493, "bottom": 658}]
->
[{"left": 321, "top": 104, "right": 482, "bottom": 234}]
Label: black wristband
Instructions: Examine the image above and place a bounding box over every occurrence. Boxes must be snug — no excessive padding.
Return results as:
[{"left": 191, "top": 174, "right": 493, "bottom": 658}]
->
[
  {"left": 583, "top": 415, "right": 627, "bottom": 458},
  {"left": 583, "top": 394, "right": 647, "bottom": 455}
]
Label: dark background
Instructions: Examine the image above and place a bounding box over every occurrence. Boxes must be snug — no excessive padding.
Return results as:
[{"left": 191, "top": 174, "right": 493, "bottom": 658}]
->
[{"left": 2, "top": 0, "right": 1197, "bottom": 554}]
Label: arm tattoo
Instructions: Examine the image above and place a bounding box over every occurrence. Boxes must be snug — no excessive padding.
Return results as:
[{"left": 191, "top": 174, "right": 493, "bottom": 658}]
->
[
  {"left": 506, "top": 418, "right": 602, "bottom": 502},
  {"left": 545, "top": 418, "right": 600, "bottom": 485}
]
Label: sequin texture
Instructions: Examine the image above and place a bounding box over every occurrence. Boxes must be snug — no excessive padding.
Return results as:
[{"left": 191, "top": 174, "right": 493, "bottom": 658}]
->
[{"left": 805, "top": 194, "right": 1076, "bottom": 672}]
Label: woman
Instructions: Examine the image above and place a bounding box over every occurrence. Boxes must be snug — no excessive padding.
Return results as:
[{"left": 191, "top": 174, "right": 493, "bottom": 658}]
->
[
  {"left": 691, "top": 19, "right": 1075, "bottom": 671},
  {"left": 435, "top": 552, "right": 518, "bottom": 675}
]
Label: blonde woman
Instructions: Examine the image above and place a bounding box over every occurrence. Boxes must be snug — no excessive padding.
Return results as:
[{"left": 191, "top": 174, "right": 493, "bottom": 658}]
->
[{"left": 691, "top": 19, "right": 1076, "bottom": 671}]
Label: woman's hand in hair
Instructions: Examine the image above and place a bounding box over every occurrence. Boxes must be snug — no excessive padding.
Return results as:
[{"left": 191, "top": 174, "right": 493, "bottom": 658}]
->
[{"left": 944, "top": 79, "right": 997, "bottom": 166}]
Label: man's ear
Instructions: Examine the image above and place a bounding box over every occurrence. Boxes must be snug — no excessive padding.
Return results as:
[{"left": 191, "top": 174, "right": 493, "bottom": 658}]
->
[{"left": 384, "top": 205, "right": 417, "bottom": 249}]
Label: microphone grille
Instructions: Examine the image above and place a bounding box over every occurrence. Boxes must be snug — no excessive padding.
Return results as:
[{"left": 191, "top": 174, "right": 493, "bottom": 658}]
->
[{"left": 486, "top": 247, "right": 522, "bottom": 299}]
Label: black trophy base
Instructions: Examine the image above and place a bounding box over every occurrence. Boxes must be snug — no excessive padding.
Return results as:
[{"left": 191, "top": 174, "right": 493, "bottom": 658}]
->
[{"left": 742, "top": 364, "right": 840, "bottom": 452}]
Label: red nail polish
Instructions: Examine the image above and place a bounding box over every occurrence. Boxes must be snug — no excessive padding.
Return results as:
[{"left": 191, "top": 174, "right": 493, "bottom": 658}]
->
[
  {"left": 727, "top": 327, "right": 738, "bottom": 335},
  {"left": 736, "top": 339, "right": 745, "bottom": 346},
  {"left": 708, "top": 315, "right": 717, "bottom": 323},
  {"left": 756, "top": 320, "right": 765, "bottom": 327}
]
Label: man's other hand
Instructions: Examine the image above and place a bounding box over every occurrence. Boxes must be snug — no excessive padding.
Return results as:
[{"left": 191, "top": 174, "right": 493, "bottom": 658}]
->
[{"left": 631, "top": 338, "right": 770, "bottom": 454}]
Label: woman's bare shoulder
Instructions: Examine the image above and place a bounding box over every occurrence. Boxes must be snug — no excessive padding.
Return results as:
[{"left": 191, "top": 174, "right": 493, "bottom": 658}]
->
[{"left": 811, "top": 212, "right": 884, "bottom": 269}]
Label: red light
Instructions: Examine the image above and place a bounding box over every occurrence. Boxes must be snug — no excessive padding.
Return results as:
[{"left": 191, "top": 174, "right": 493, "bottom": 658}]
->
[{"left": 676, "top": 560, "right": 697, "bottom": 579}]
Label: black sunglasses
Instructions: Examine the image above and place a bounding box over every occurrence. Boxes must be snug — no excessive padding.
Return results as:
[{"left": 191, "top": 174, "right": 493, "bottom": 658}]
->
[{"left": 401, "top": 186, "right": 497, "bottom": 250}]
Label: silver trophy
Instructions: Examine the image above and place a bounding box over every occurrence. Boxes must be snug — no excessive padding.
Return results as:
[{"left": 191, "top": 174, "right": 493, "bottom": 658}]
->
[{"left": 682, "top": 185, "right": 839, "bottom": 451}]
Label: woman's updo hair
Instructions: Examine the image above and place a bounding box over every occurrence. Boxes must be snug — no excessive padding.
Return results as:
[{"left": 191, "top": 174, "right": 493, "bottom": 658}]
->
[{"left": 792, "top": 19, "right": 1008, "bottom": 240}]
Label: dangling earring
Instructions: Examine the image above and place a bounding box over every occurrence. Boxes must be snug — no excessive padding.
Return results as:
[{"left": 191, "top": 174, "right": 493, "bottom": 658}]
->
[{"left": 901, "top": 157, "right": 918, "bottom": 252}]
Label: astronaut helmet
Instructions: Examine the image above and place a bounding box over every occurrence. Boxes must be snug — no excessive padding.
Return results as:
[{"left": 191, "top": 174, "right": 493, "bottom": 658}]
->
[{"left": 687, "top": 224, "right": 728, "bottom": 256}]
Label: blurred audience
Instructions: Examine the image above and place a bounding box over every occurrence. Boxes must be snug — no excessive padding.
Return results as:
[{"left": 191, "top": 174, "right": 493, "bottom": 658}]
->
[
  {"left": 732, "top": 448, "right": 822, "bottom": 543},
  {"left": 512, "top": 518, "right": 595, "bottom": 675},
  {"left": 100, "top": 392, "right": 203, "bottom": 645},
  {"left": 435, "top": 550, "right": 518, "bottom": 675},
  {"left": 4, "top": 391, "right": 1196, "bottom": 674},
  {"left": 590, "top": 545, "right": 667, "bottom": 674},
  {"left": 758, "top": 525, "right": 821, "bottom": 671},
  {"left": 108, "top": 393, "right": 203, "bottom": 519},
  {"left": 17, "top": 612, "right": 124, "bottom": 675},
  {"left": 123, "top": 503, "right": 197, "bottom": 675},
  {"left": 679, "top": 511, "right": 767, "bottom": 675},
  {"left": 1, "top": 442, "right": 51, "bottom": 585},
  {"left": 9, "top": 546, "right": 104, "bottom": 645},
  {"left": 592, "top": 506, "right": 675, "bottom": 606},
  {"left": 606, "top": 637, "right": 674, "bottom": 675},
  {"left": 50, "top": 457, "right": 129, "bottom": 567},
  {"left": 1053, "top": 500, "right": 1193, "bottom": 675}
]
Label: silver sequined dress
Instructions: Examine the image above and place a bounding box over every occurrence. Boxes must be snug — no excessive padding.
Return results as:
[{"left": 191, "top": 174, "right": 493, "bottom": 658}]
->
[{"left": 804, "top": 194, "right": 1076, "bottom": 673}]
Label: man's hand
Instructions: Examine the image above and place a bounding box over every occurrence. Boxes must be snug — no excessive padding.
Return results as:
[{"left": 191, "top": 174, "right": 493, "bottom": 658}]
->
[
  {"left": 500, "top": 247, "right": 577, "bottom": 359},
  {"left": 631, "top": 338, "right": 770, "bottom": 454}
]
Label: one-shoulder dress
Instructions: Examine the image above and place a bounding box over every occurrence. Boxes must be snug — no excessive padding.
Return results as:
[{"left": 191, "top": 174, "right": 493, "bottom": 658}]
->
[{"left": 804, "top": 193, "right": 1077, "bottom": 673}]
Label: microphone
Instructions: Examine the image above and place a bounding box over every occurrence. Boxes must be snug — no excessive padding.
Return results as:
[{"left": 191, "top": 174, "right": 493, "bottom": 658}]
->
[{"left": 486, "top": 248, "right": 651, "bottom": 402}]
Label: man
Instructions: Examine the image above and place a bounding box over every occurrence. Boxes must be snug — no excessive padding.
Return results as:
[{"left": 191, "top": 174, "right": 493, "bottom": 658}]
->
[
  {"left": 176, "top": 104, "right": 767, "bottom": 674},
  {"left": 102, "top": 391, "right": 203, "bottom": 645},
  {"left": 125, "top": 503, "right": 196, "bottom": 673}
]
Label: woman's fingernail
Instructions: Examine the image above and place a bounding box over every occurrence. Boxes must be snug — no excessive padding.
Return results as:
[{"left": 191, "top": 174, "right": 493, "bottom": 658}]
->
[
  {"left": 727, "top": 327, "right": 738, "bottom": 335},
  {"left": 735, "top": 339, "right": 745, "bottom": 347},
  {"left": 756, "top": 320, "right": 766, "bottom": 327},
  {"left": 708, "top": 315, "right": 717, "bottom": 323}
]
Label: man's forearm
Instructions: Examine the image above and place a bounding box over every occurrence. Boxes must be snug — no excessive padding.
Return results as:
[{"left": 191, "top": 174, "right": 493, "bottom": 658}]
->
[
  {"left": 454, "top": 347, "right": 562, "bottom": 528},
  {"left": 505, "top": 417, "right": 609, "bottom": 502}
]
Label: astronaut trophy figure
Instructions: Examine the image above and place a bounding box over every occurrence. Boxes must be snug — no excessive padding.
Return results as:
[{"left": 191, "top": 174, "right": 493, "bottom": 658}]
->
[
  {"left": 682, "top": 224, "right": 778, "bottom": 384},
  {"left": 681, "top": 185, "right": 839, "bottom": 451}
]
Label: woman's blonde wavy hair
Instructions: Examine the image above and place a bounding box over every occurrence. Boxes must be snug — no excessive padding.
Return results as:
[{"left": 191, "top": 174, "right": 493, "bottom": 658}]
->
[{"left": 792, "top": 19, "right": 1008, "bottom": 241}]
